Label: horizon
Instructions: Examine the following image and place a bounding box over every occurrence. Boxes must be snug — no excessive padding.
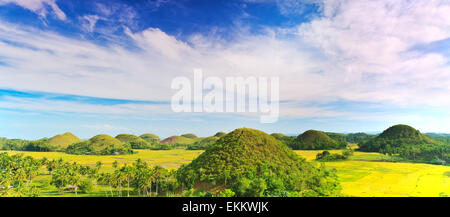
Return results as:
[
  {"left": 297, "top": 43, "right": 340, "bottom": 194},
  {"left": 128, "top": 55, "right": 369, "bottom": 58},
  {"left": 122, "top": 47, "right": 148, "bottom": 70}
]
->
[{"left": 1, "top": 0, "right": 450, "bottom": 139}]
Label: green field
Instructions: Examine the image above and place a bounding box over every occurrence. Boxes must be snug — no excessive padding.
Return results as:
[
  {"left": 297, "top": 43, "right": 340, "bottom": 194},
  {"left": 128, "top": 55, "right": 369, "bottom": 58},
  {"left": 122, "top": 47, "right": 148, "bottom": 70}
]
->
[{"left": 1, "top": 150, "right": 449, "bottom": 197}]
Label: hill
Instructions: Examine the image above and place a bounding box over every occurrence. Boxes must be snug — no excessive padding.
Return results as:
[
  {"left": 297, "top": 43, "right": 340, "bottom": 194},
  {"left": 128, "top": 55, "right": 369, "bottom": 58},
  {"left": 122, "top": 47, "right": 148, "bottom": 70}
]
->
[
  {"left": 187, "top": 136, "right": 220, "bottom": 150},
  {"left": 358, "top": 125, "right": 448, "bottom": 163},
  {"left": 47, "top": 132, "right": 82, "bottom": 150},
  {"left": 271, "top": 133, "right": 295, "bottom": 148},
  {"left": 214, "top": 132, "right": 227, "bottom": 137},
  {"left": 160, "top": 136, "right": 196, "bottom": 144},
  {"left": 115, "top": 134, "right": 152, "bottom": 149},
  {"left": 181, "top": 133, "right": 198, "bottom": 139},
  {"left": 177, "top": 128, "right": 341, "bottom": 197},
  {"left": 66, "top": 134, "right": 133, "bottom": 155},
  {"left": 140, "top": 133, "right": 160, "bottom": 142},
  {"left": 358, "top": 124, "right": 434, "bottom": 152},
  {"left": 295, "top": 130, "right": 346, "bottom": 150}
]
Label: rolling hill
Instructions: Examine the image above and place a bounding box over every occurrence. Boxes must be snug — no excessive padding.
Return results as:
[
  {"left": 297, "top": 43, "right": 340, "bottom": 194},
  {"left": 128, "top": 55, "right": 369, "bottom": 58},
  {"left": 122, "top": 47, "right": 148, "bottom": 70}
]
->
[
  {"left": 66, "top": 134, "right": 133, "bottom": 155},
  {"left": 47, "top": 132, "right": 82, "bottom": 150},
  {"left": 177, "top": 128, "right": 341, "bottom": 196},
  {"left": 295, "top": 130, "right": 346, "bottom": 150}
]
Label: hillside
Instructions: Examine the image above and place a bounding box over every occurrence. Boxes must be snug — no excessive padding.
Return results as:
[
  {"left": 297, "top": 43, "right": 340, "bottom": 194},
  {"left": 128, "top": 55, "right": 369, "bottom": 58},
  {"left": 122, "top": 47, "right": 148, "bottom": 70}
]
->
[
  {"left": 116, "top": 134, "right": 152, "bottom": 149},
  {"left": 186, "top": 136, "right": 220, "bottom": 150},
  {"left": 177, "top": 128, "right": 341, "bottom": 196},
  {"left": 295, "top": 130, "right": 346, "bottom": 150},
  {"left": 140, "top": 133, "right": 160, "bottom": 142},
  {"left": 214, "top": 132, "right": 227, "bottom": 137},
  {"left": 47, "top": 132, "right": 82, "bottom": 150},
  {"left": 358, "top": 124, "right": 434, "bottom": 152},
  {"left": 66, "top": 134, "right": 133, "bottom": 155},
  {"left": 160, "top": 136, "right": 196, "bottom": 144},
  {"left": 181, "top": 133, "right": 198, "bottom": 139},
  {"left": 358, "top": 125, "right": 448, "bottom": 163},
  {"left": 271, "top": 133, "right": 295, "bottom": 148}
]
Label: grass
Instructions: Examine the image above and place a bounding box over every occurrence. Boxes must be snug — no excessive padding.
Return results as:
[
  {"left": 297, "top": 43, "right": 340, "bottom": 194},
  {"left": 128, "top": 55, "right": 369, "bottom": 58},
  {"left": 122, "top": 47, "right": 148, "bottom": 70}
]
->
[{"left": 1, "top": 149, "right": 449, "bottom": 197}]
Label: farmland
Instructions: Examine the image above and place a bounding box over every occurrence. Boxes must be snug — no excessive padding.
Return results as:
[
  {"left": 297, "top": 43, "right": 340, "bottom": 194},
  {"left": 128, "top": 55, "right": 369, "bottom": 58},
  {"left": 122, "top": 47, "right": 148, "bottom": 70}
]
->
[{"left": 1, "top": 149, "right": 448, "bottom": 197}]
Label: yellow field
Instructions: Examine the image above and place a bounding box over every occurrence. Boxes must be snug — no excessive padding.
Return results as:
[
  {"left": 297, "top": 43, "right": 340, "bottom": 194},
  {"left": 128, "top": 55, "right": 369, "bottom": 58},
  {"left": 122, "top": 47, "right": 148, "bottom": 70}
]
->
[
  {"left": 2, "top": 150, "right": 449, "bottom": 197},
  {"left": 0, "top": 150, "right": 202, "bottom": 169}
]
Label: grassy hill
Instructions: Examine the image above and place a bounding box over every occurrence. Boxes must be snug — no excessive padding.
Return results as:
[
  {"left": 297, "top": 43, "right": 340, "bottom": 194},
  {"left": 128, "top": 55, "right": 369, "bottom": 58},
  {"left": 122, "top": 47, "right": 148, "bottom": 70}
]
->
[
  {"left": 181, "top": 133, "right": 198, "bottom": 139},
  {"left": 160, "top": 136, "right": 196, "bottom": 144},
  {"left": 140, "top": 133, "right": 160, "bottom": 142},
  {"left": 116, "top": 134, "right": 153, "bottom": 149},
  {"left": 358, "top": 125, "right": 448, "bottom": 163},
  {"left": 47, "top": 132, "right": 82, "bottom": 150},
  {"left": 177, "top": 128, "right": 341, "bottom": 196},
  {"left": 358, "top": 124, "right": 434, "bottom": 152},
  {"left": 295, "top": 130, "right": 346, "bottom": 150},
  {"left": 214, "top": 132, "right": 227, "bottom": 137},
  {"left": 186, "top": 136, "right": 220, "bottom": 150},
  {"left": 66, "top": 134, "right": 133, "bottom": 155}
]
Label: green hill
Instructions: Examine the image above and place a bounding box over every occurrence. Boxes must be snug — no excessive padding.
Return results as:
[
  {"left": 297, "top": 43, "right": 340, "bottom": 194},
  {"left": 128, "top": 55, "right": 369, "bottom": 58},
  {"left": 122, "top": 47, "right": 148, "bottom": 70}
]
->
[
  {"left": 47, "top": 132, "right": 82, "bottom": 150},
  {"left": 66, "top": 134, "right": 133, "bottom": 155},
  {"left": 271, "top": 133, "right": 295, "bottom": 148},
  {"left": 115, "top": 134, "right": 146, "bottom": 143},
  {"left": 160, "top": 136, "right": 196, "bottom": 144},
  {"left": 295, "top": 130, "right": 346, "bottom": 150},
  {"left": 139, "top": 133, "right": 160, "bottom": 142},
  {"left": 214, "top": 132, "right": 227, "bottom": 137},
  {"left": 116, "top": 134, "right": 152, "bottom": 149},
  {"left": 358, "top": 124, "right": 435, "bottom": 152},
  {"left": 187, "top": 136, "right": 220, "bottom": 150},
  {"left": 177, "top": 128, "right": 341, "bottom": 196},
  {"left": 181, "top": 133, "right": 198, "bottom": 139}
]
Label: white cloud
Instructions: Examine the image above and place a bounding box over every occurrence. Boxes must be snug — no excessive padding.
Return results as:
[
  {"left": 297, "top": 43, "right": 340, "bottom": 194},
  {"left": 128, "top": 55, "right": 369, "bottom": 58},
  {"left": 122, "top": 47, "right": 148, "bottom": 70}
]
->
[
  {"left": 0, "top": 0, "right": 66, "bottom": 21},
  {"left": 80, "top": 15, "right": 104, "bottom": 33},
  {"left": 0, "top": 0, "right": 449, "bottom": 122}
]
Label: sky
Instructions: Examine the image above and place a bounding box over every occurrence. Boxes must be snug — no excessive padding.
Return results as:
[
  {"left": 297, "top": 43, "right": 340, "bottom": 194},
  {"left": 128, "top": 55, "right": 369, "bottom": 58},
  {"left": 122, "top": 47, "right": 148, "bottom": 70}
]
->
[{"left": 0, "top": 0, "right": 449, "bottom": 140}]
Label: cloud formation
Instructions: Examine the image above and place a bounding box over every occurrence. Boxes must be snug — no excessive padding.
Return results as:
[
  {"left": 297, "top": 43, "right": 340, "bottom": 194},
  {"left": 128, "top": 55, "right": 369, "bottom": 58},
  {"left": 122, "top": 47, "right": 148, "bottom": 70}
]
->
[
  {"left": 0, "top": 0, "right": 449, "bottom": 124},
  {"left": 0, "top": 0, "right": 66, "bottom": 21}
]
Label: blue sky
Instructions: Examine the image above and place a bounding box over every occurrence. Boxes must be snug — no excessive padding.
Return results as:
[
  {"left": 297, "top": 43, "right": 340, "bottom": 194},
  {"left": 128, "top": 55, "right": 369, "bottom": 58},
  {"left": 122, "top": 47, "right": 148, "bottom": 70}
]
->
[{"left": 0, "top": 0, "right": 450, "bottom": 140}]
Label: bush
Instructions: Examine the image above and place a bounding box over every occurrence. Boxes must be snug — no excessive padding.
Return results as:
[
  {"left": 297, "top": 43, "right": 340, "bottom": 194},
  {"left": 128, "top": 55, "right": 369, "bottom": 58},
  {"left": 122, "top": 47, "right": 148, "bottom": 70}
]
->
[{"left": 79, "top": 179, "right": 94, "bottom": 193}]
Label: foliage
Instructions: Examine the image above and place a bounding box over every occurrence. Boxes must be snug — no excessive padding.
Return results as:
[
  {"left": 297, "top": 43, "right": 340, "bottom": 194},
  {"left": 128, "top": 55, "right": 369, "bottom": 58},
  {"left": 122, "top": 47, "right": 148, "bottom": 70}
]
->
[
  {"left": 0, "top": 152, "right": 42, "bottom": 196},
  {"left": 316, "top": 149, "right": 354, "bottom": 161}
]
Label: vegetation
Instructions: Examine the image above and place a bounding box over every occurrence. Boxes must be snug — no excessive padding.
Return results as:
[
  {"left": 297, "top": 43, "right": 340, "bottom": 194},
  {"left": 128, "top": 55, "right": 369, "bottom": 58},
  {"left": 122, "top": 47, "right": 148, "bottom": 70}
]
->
[
  {"left": 316, "top": 149, "right": 354, "bottom": 161},
  {"left": 48, "top": 132, "right": 82, "bottom": 150},
  {"left": 115, "top": 134, "right": 154, "bottom": 149},
  {"left": 66, "top": 135, "right": 134, "bottom": 155},
  {"left": 0, "top": 152, "right": 42, "bottom": 196},
  {"left": 177, "top": 128, "right": 342, "bottom": 197},
  {"left": 358, "top": 125, "right": 449, "bottom": 164},
  {"left": 271, "top": 133, "right": 296, "bottom": 148},
  {"left": 1, "top": 149, "right": 449, "bottom": 197},
  {"left": 326, "top": 132, "right": 375, "bottom": 144},
  {"left": 186, "top": 136, "right": 219, "bottom": 150},
  {"left": 294, "top": 130, "right": 347, "bottom": 150}
]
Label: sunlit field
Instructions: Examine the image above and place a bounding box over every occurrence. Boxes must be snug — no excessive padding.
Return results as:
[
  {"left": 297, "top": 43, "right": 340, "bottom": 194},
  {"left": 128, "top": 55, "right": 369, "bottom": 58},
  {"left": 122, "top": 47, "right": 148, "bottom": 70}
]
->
[{"left": 2, "top": 150, "right": 449, "bottom": 197}]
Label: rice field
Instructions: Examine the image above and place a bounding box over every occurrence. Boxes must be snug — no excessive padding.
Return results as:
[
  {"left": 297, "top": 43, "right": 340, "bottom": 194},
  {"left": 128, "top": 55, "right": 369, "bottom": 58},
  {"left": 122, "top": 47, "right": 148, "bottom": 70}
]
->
[{"left": 1, "top": 150, "right": 449, "bottom": 197}]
